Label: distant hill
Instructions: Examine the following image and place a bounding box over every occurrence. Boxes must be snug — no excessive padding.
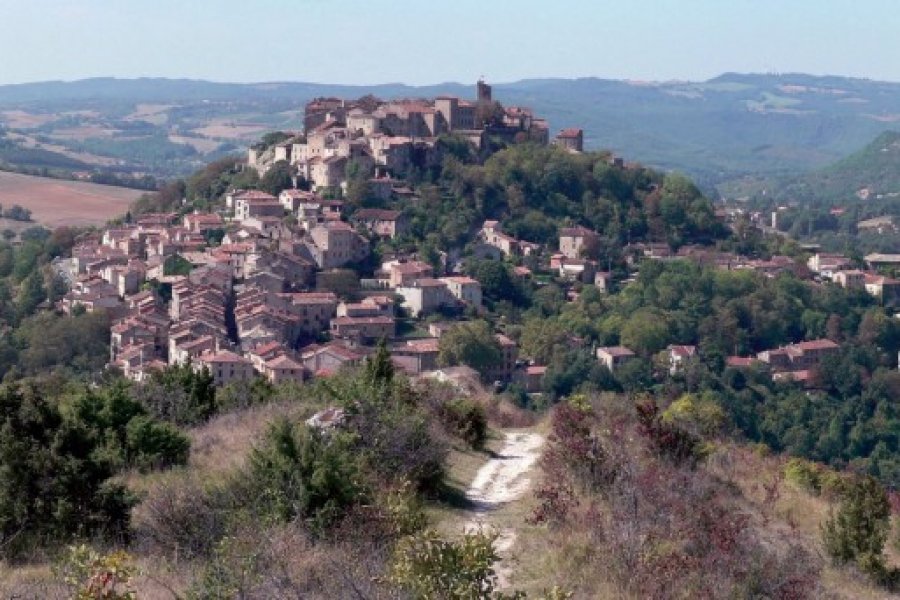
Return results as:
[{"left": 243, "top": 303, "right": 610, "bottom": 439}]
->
[
  {"left": 768, "top": 131, "right": 900, "bottom": 203},
  {"left": 2, "top": 73, "right": 900, "bottom": 184}
]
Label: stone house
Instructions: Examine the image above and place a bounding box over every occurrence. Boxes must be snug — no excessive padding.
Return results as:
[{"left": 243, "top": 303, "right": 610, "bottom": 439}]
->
[
  {"left": 330, "top": 315, "right": 395, "bottom": 342},
  {"left": 262, "top": 354, "right": 306, "bottom": 384},
  {"left": 559, "top": 226, "right": 599, "bottom": 259},
  {"left": 596, "top": 346, "right": 636, "bottom": 372},
  {"left": 395, "top": 279, "right": 454, "bottom": 317},
  {"left": 554, "top": 128, "right": 584, "bottom": 152},
  {"left": 439, "top": 276, "right": 482, "bottom": 307},
  {"left": 195, "top": 350, "right": 256, "bottom": 386},
  {"left": 301, "top": 342, "right": 365, "bottom": 376},
  {"left": 388, "top": 260, "right": 434, "bottom": 287},
  {"left": 351, "top": 208, "right": 408, "bottom": 239},
  {"left": 304, "top": 221, "right": 370, "bottom": 270}
]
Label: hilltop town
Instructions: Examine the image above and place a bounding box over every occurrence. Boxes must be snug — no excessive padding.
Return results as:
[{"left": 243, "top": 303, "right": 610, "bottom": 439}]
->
[
  {"left": 39, "top": 82, "right": 900, "bottom": 400},
  {"left": 37, "top": 82, "right": 900, "bottom": 400},
  {"left": 49, "top": 82, "right": 597, "bottom": 391},
  {"left": 3, "top": 79, "right": 899, "bottom": 599},
  {"left": 247, "top": 79, "right": 579, "bottom": 187}
]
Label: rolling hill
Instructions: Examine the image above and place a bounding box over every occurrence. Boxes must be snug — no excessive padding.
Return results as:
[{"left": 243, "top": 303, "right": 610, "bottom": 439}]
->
[
  {"left": 763, "top": 131, "right": 900, "bottom": 204},
  {"left": 1, "top": 73, "right": 900, "bottom": 184}
]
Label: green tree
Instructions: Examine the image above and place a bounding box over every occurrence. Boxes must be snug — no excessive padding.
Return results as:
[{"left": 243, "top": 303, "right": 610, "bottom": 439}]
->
[
  {"left": 822, "top": 476, "right": 892, "bottom": 577},
  {"left": 365, "top": 338, "right": 395, "bottom": 387},
  {"left": 465, "top": 259, "right": 525, "bottom": 306},
  {"left": 258, "top": 159, "right": 293, "bottom": 196},
  {"left": 520, "top": 317, "right": 568, "bottom": 365},
  {"left": 163, "top": 253, "right": 192, "bottom": 277},
  {"left": 248, "top": 419, "right": 363, "bottom": 531},
  {"left": 438, "top": 321, "right": 502, "bottom": 379},
  {"left": 16, "top": 270, "right": 46, "bottom": 318},
  {"left": 0, "top": 383, "right": 135, "bottom": 558},
  {"left": 620, "top": 308, "right": 670, "bottom": 356}
]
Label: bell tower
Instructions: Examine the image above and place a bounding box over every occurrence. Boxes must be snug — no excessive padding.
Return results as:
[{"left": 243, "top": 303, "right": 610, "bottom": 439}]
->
[{"left": 477, "top": 78, "right": 492, "bottom": 104}]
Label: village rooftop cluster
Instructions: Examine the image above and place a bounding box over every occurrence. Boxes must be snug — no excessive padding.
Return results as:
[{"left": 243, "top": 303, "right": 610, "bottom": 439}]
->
[{"left": 45, "top": 82, "right": 900, "bottom": 395}]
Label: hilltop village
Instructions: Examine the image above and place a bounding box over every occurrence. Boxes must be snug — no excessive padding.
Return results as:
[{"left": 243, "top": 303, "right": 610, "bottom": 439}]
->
[
  {"left": 45, "top": 81, "right": 900, "bottom": 397},
  {"left": 6, "top": 81, "right": 900, "bottom": 600},
  {"left": 49, "top": 82, "right": 585, "bottom": 390}
]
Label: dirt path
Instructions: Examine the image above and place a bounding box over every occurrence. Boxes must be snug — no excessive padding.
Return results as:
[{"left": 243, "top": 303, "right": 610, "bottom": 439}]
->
[{"left": 463, "top": 431, "right": 544, "bottom": 588}]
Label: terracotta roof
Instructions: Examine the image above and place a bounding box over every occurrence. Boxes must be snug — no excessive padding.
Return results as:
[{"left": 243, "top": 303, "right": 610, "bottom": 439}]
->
[
  {"left": 353, "top": 208, "right": 402, "bottom": 221},
  {"left": 792, "top": 339, "right": 839, "bottom": 351},
  {"left": 598, "top": 346, "right": 635, "bottom": 357},
  {"left": 403, "top": 338, "right": 440, "bottom": 352},
  {"left": 668, "top": 345, "right": 697, "bottom": 358},
  {"left": 331, "top": 316, "right": 394, "bottom": 325},
  {"left": 199, "top": 350, "right": 251, "bottom": 364},
  {"left": 392, "top": 261, "right": 432, "bottom": 274},
  {"left": 560, "top": 225, "right": 596, "bottom": 237},
  {"left": 233, "top": 190, "right": 276, "bottom": 201},
  {"left": 250, "top": 341, "right": 285, "bottom": 357},
  {"left": 557, "top": 128, "right": 583, "bottom": 138},
  {"left": 265, "top": 355, "right": 303, "bottom": 369},
  {"left": 186, "top": 213, "right": 224, "bottom": 224},
  {"left": 440, "top": 276, "right": 479, "bottom": 285}
]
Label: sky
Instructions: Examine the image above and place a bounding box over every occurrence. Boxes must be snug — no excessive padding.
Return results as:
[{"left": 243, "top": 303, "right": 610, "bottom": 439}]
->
[{"left": 1, "top": 0, "right": 899, "bottom": 86}]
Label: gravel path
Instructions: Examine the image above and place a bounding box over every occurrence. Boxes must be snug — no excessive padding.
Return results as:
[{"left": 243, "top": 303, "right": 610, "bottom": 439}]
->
[{"left": 463, "top": 431, "right": 545, "bottom": 587}]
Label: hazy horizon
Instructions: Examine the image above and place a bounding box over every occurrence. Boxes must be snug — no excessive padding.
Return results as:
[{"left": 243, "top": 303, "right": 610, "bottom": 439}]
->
[
  {"left": 3, "top": 70, "right": 900, "bottom": 88},
  {"left": 2, "top": 0, "right": 899, "bottom": 86}
]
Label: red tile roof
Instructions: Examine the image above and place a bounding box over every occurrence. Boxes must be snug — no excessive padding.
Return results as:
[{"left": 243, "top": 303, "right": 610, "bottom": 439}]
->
[{"left": 557, "top": 128, "right": 583, "bottom": 138}]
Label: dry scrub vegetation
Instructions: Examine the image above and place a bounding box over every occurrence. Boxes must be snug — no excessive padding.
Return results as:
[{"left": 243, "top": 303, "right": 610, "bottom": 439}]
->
[
  {"left": 511, "top": 393, "right": 900, "bottom": 599},
  {"left": 1, "top": 362, "right": 542, "bottom": 598}
]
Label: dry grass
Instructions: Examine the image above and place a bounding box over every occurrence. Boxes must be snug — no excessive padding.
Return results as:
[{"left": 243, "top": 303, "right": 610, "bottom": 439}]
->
[
  {"left": 0, "top": 171, "right": 142, "bottom": 227},
  {"left": 168, "top": 134, "right": 221, "bottom": 153},
  {"left": 125, "top": 104, "right": 174, "bottom": 126},
  {"left": 0, "top": 110, "right": 57, "bottom": 129},
  {"left": 193, "top": 121, "right": 268, "bottom": 140},
  {"left": 7, "top": 132, "right": 119, "bottom": 166},
  {"left": 508, "top": 423, "right": 900, "bottom": 599},
  {"left": 704, "top": 443, "right": 898, "bottom": 599},
  {"left": 1, "top": 399, "right": 321, "bottom": 596},
  {"left": 188, "top": 400, "right": 310, "bottom": 475}
]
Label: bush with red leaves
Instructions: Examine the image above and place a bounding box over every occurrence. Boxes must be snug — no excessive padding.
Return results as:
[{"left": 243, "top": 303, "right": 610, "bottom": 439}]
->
[{"left": 635, "top": 398, "right": 703, "bottom": 466}]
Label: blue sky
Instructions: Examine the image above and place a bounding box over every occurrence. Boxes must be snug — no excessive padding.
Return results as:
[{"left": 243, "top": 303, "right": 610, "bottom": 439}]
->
[{"left": 1, "top": 0, "right": 898, "bottom": 85}]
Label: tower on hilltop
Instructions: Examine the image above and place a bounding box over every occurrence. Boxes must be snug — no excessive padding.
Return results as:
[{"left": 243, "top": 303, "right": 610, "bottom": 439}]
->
[{"left": 477, "top": 79, "right": 492, "bottom": 104}]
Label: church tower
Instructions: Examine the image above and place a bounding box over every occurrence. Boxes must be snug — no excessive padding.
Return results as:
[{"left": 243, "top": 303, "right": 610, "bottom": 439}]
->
[{"left": 477, "top": 79, "right": 492, "bottom": 104}]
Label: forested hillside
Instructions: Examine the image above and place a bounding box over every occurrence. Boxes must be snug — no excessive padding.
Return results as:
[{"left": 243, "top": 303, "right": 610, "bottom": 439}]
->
[
  {"left": 770, "top": 131, "right": 900, "bottom": 204},
  {"left": 1, "top": 132, "right": 899, "bottom": 597}
]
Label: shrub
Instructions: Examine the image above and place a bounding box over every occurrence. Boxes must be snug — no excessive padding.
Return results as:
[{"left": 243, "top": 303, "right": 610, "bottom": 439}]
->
[
  {"left": 133, "top": 475, "right": 231, "bottom": 559},
  {"left": 784, "top": 458, "right": 823, "bottom": 494},
  {"left": 440, "top": 398, "right": 488, "bottom": 450},
  {"left": 247, "top": 419, "right": 365, "bottom": 531},
  {"left": 349, "top": 396, "right": 448, "bottom": 494},
  {"left": 387, "top": 529, "right": 503, "bottom": 598},
  {"left": 661, "top": 392, "right": 726, "bottom": 437},
  {"left": 55, "top": 544, "right": 137, "bottom": 600},
  {"left": 125, "top": 415, "right": 190, "bottom": 470},
  {"left": 636, "top": 397, "right": 705, "bottom": 466},
  {"left": 0, "top": 383, "right": 135, "bottom": 558},
  {"left": 822, "top": 475, "right": 894, "bottom": 583}
]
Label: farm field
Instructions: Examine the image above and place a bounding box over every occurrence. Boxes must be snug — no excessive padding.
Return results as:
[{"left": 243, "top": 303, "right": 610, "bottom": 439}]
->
[{"left": 0, "top": 171, "right": 142, "bottom": 227}]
